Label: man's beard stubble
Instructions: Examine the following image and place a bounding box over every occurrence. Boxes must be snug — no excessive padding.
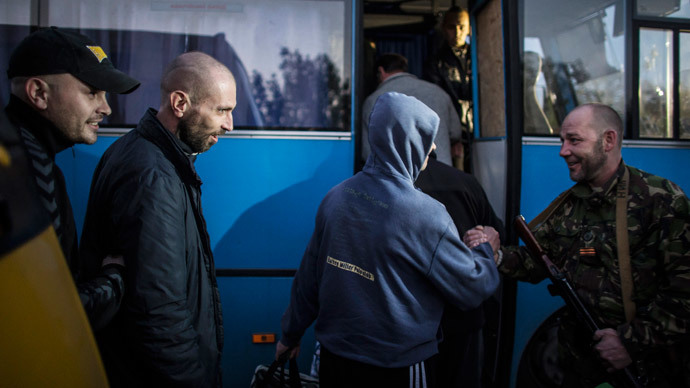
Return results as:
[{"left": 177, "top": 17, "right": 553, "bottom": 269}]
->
[
  {"left": 178, "top": 111, "right": 213, "bottom": 154},
  {"left": 571, "top": 137, "right": 607, "bottom": 184}
]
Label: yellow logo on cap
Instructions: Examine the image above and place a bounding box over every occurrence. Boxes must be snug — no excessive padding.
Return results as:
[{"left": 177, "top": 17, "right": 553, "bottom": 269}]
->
[{"left": 86, "top": 45, "right": 108, "bottom": 63}]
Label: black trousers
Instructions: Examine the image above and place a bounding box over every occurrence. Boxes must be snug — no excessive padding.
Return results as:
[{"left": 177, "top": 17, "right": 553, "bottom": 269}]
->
[{"left": 318, "top": 346, "right": 437, "bottom": 388}]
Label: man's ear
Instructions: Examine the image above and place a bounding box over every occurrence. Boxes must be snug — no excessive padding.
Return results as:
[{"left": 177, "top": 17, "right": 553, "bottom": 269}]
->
[
  {"left": 170, "top": 90, "right": 190, "bottom": 118},
  {"left": 603, "top": 129, "right": 617, "bottom": 152},
  {"left": 25, "top": 77, "right": 50, "bottom": 111}
]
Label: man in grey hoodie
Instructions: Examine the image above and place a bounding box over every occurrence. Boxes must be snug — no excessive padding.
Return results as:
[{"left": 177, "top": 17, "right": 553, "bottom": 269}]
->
[{"left": 277, "top": 92, "right": 500, "bottom": 387}]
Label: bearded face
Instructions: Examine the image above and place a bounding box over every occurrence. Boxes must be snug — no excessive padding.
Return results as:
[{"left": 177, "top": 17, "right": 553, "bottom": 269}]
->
[
  {"left": 566, "top": 134, "right": 607, "bottom": 183},
  {"left": 177, "top": 108, "right": 222, "bottom": 154}
]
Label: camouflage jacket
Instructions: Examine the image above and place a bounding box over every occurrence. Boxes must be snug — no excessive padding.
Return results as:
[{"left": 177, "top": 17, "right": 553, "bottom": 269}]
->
[{"left": 501, "top": 162, "right": 690, "bottom": 375}]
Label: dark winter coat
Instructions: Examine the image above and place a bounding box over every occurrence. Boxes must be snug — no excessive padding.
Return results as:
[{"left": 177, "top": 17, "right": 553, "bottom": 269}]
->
[{"left": 80, "top": 108, "right": 224, "bottom": 387}]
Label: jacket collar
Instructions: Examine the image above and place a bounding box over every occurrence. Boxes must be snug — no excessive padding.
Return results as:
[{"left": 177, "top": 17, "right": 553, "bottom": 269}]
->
[
  {"left": 570, "top": 161, "right": 626, "bottom": 206},
  {"left": 378, "top": 72, "right": 416, "bottom": 89},
  {"left": 136, "top": 108, "right": 202, "bottom": 185},
  {"left": 6, "top": 94, "right": 73, "bottom": 157}
]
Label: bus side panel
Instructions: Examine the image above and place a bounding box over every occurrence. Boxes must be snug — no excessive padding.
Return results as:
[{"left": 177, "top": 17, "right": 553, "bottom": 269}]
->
[
  {"left": 219, "top": 276, "right": 317, "bottom": 386},
  {"left": 622, "top": 146, "right": 690, "bottom": 193},
  {"left": 514, "top": 142, "right": 690, "bottom": 387},
  {"left": 59, "top": 136, "right": 354, "bottom": 268},
  {"left": 513, "top": 143, "right": 571, "bottom": 387},
  {"left": 58, "top": 135, "right": 354, "bottom": 385},
  {"left": 197, "top": 138, "right": 354, "bottom": 268}
]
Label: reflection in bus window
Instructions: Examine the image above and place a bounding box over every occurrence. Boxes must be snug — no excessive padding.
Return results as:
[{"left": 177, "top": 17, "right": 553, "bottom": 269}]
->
[
  {"left": 4, "top": 0, "right": 352, "bottom": 131},
  {"left": 523, "top": 50, "right": 554, "bottom": 135},
  {"left": 639, "top": 28, "right": 674, "bottom": 138},
  {"left": 522, "top": 1, "right": 624, "bottom": 135},
  {"left": 637, "top": 0, "right": 690, "bottom": 19},
  {"left": 681, "top": 31, "right": 690, "bottom": 139}
]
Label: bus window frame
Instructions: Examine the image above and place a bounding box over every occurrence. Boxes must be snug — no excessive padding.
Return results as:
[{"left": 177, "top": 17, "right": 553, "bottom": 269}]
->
[{"left": 633, "top": 14, "right": 690, "bottom": 140}]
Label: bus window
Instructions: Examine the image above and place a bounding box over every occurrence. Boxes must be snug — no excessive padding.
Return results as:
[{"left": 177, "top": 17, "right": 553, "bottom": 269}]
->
[
  {"left": 639, "top": 28, "right": 674, "bottom": 138},
  {"left": 12, "top": 0, "right": 352, "bottom": 131},
  {"left": 681, "top": 31, "right": 690, "bottom": 139},
  {"left": 522, "top": 0, "right": 625, "bottom": 134}
]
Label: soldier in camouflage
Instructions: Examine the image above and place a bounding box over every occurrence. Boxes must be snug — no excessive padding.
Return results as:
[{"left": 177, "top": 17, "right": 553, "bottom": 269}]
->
[{"left": 466, "top": 103, "right": 690, "bottom": 387}]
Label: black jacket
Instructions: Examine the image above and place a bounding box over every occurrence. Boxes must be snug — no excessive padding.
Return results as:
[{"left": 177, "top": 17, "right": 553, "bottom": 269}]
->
[
  {"left": 415, "top": 156, "right": 505, "bottom": 387},
  {"left": 3, "top": 96, "right": 124, "bottom": 330},
  {"left": 4, "top": 96, "right": 78, "bottom": 268},
  {"left": 80, "top": 108, "right": 224, "bottom": 387},
  {"left": 415, "top": 156, "right": 505, "bottom": 328}
]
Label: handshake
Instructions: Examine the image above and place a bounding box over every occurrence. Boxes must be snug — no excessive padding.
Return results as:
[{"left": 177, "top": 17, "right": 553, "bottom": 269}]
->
[{"left": 463, "top": 225, "right": 501, "bottom": 265}]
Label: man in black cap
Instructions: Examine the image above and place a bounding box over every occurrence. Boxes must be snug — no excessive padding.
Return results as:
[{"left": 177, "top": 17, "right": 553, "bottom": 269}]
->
[{"left": 1, "top": 26, "right": 140, "bottom": 330}]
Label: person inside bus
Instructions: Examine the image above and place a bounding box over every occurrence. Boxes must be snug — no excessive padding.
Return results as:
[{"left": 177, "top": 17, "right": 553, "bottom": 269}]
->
[
  {"left": 361, "top": 53, "right": 461, "bottom": 168},
  {"left": 276, "top": 92, "right": 500, "bottom": 388},
  {"left": 2, "top": 27, "right": 140, "bottom": 330},
  {"left": 79, "top": 52, "right": 234, "bottom": 387},
  {"left": 424, "top": 6, "right": 473, "bottom": 170},
  {"left": 465, "top": 103, "right": 690, "bottom": 386},
  {"left": 415, "top": 153, "right": 506, "bottom": 388},
  {"left": 523, "top": 51, "right": 554, "bottom": 135}
]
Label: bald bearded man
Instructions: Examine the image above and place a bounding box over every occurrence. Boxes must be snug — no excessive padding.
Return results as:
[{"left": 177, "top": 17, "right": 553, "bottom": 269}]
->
[{"left": 80, "top": 51, "right": 236, "bottom": 387}]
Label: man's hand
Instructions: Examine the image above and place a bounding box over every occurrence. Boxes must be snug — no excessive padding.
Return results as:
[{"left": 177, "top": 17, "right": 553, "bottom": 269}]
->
[
  {"left": 463, "top": 225, "right": 500, "bottom": 253},
  {"left": 275, "top": 340, "right": 300, "bottom": 360},
  {"left": 593, "top": 328, "right": 632, "bottom": 372}
]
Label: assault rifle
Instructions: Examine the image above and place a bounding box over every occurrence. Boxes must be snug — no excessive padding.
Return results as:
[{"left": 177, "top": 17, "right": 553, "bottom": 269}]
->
[{"left": 514, "top": 215, "right": 644, "bottom": 388}]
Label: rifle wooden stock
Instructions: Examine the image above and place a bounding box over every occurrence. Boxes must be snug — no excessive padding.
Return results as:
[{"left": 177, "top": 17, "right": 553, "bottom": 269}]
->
[{"left": 514, "top": 215, "right": 643, "bottom": 388}]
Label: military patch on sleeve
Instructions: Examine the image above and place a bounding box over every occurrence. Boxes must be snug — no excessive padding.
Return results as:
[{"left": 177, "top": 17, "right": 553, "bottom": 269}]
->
[{"left": 86, "top": 46, "right": 108, "bottom": 63}]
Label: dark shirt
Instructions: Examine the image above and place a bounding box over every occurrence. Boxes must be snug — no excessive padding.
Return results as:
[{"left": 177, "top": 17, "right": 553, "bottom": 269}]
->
[
  {"left": 416, "top": 156, "right": 505, "bottom": 388},
  {"left": 416, "top": 156, "right": 504, "bottom": 328}
]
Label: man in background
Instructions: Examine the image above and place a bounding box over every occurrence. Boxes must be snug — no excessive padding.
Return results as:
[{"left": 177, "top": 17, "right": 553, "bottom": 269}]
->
[
  {"left": 361, "top": 53, "right": 461, "bottom": 167},
  {"left": 425, "top": 7, "right": 473, "bottom": 170}
]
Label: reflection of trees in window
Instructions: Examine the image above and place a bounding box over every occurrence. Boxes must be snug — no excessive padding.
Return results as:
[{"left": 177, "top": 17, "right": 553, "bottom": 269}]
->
[
  {"left": 251, "top": 48, "right": 350, "bottom": 130},
  {"left": 680, "top": 33, "right": 690, "bottom": 139},
  {"left": 640, "top": 78, "right": 669, "bottom": 138},
  {"left": 639, "top": 30, "right": 673, "bottom": 138},
  {"left": 682, "top": 69, "right": 690, "bottom": 138}
]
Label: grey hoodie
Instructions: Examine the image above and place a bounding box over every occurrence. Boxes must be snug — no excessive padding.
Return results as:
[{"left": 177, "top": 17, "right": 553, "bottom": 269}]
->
[{"left": 281, "top": 92, "right": 499, "bottom": 367}]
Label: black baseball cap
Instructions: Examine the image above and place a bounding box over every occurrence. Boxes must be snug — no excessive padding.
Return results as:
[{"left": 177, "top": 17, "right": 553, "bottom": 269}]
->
[{"left": 7, "top": 26, "right": 140, "bottom": 94}]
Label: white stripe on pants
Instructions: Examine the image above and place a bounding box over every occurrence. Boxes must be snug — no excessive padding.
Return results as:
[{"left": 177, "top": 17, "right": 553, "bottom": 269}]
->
[{"left": 409, "top": 361, "right": 427, "bottom": 388}]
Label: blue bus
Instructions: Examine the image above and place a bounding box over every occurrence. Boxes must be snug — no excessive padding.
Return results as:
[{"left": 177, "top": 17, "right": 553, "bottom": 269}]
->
[{"left": 1, "top": 0, "right": 688, "bottom": 386}]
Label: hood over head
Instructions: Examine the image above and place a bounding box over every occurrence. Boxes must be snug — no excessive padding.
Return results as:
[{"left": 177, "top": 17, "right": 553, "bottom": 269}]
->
[{"left": 366, "top": 92, "right": 439, "bottom": 182}]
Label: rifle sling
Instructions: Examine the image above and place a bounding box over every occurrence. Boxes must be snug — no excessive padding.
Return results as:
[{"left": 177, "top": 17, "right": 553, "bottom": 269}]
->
[{"left": 616, "top": 166, "right": 636, "bottom": 323}]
